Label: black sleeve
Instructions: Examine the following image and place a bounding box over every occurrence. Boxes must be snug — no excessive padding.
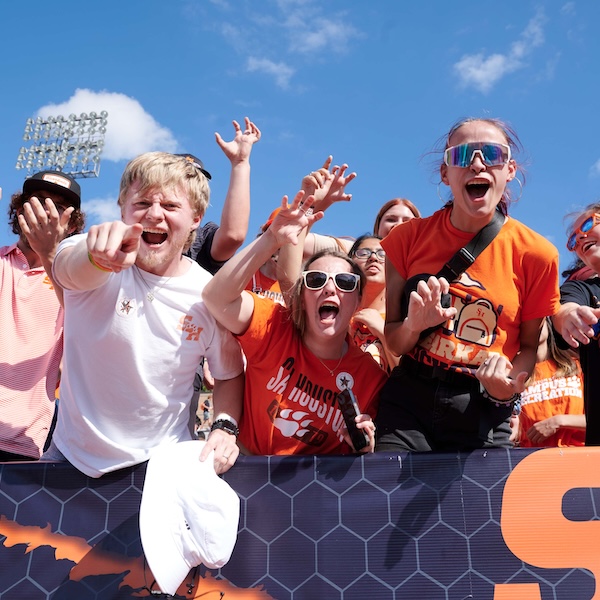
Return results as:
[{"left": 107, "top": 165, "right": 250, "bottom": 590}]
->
[
  {"left": 185, "top": 222, "right": 226, "bottom": 275},
  {"left": 555, "top": 279, "right": 600, "bottom": 349},
  {"left": 560, "top": 279, "right": 600, "bottom": 308}
]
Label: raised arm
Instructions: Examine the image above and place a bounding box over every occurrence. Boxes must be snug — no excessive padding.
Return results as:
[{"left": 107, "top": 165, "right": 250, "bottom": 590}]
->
[
  {"left": 210, "top": 117, "right": 261, "bottom": 262},
  {"left": 203, "top": 191, "right": 322, "bottom": 334},
  {"left": 302, "top": 157, "right": 356, "bottom": 258}
]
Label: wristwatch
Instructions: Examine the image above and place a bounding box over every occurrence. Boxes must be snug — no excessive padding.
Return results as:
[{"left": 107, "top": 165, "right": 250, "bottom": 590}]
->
[{"left": 210, "top": 419, "right": 239, "bottom": 438}]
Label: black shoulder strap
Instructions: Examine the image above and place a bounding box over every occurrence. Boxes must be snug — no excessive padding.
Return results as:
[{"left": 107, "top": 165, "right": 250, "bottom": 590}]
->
[{"left": 436, "top": 209, "right": 504, "bottom": 282}]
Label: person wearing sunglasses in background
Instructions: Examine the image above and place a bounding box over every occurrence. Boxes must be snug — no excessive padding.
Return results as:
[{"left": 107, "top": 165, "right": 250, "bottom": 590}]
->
[
  {"left": 348, "top": 234, "right": 399, "bottom": 373},
  {"left": 202, "top": 192, "right": 387, "bottom": 456},
  {"left": 375, "top": 117, "right": 560, "bottom": 452},
  {"left": 552, "top": 204, "right": 600, "bottom": 445}
]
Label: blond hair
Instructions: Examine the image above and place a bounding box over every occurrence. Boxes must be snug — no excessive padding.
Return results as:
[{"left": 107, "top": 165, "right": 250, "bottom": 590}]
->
[{"left": 118, "top": 152, "right": 210, "bottom": 251}]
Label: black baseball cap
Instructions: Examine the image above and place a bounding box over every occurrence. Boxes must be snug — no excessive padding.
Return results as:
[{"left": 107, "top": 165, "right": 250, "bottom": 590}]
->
[
  {"left": 174, "top": 154, "right": 212, "bottom": 180},
  {"left": 22, "top": 170, "right": 81, "bottom": 208}
]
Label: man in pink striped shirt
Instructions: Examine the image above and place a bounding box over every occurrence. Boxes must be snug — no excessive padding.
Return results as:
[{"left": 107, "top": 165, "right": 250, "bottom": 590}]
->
[{"left": 0, "top": 172, "right": 85, "bottom": 461}]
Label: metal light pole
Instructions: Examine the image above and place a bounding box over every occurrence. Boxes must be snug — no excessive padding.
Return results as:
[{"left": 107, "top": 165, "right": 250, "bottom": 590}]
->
[{"left": 15, "top": 111, "right": 108, "bottom": 179}]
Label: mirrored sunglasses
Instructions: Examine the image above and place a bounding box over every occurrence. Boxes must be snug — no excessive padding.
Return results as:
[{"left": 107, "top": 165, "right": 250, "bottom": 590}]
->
[
  {"left": 444, "top": 142, "right": 511, "bottom": 168},
  {"left": 302, "top": 270, "right": 360, "bottom": 292},
  {"left": 567, "top": 213, "right": 600, "bottom": 251},
  {"left": 354, "top": 248, "right": 386, "bottom": 261}
]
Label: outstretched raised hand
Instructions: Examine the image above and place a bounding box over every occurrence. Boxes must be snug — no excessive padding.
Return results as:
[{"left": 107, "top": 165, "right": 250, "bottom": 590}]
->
[
  {"left": 18, "top": 196, "right": 75, "bottom": 259},
  {"left": 301, "top": 156, "right": 356, "bottom": 214},
  {"left": 215, "top": 117, "right": 261, "bottom": 165},
  {"left": 267, "top": 190, "right": 323, "bottom": 247}
]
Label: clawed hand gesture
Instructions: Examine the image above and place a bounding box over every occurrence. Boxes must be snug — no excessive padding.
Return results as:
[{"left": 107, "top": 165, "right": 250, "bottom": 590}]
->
[
  {"left": 301, "top": 156, "right": 356, "bottom": 214},
  {"left": 18, "top": 196, "right": 75, "bottom": 258},
  {"left": 266, "top": 190, "right": 323, "bottom": 247},
  {"left": 215, "top": 117, "right": 261, "bottom": 165},
  {"left": 405, "top": 276, "right": 457, "bottom": 334}
]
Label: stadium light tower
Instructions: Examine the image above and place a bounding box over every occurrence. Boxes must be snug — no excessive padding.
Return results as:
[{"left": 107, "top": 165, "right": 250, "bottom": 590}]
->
[{"left": 15, "top": 111, "right": 108, "bottom": 179}]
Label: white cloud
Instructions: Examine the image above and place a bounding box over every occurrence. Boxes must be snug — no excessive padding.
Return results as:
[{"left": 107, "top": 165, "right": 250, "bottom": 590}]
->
[
  {"left": 590, "top": 159, "right": 600, "bottom": 177},
  {"left": 453, "top": 10, "right": 546, "bottom": 93},
  {"left": 37, "top": 89, "right": 178, "bottom": 162},
  {"left": 247, "top": 57, "right": 295, "bottom": 89},
  {"left": 561, "top": 2, "right": 575, "bottom": 15},
  {"left": 82, "top": 195, "right": 121, "bottom": 225},
  {"left": 286, "top": 14, "right": 360, "bottom": 54},
  {"left": 211, "top": 0, "right": 361, "bottom": 89}
]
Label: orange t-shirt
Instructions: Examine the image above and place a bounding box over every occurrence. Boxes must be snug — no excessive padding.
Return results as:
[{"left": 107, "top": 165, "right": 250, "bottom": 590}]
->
[
  {"left": 236, "top": 295, "right": 387, "bottom": 455},
  {"left": 518, "top": 359, "right": 585, "bottom": 447},
  {"left": 245, "top": 270, "right": 285, "bottom": 305},
  {"left": 382, "top": 208, "right": 560, "bottom": 376},
  {"left": 349, "top": 312, "right": 389, "bottom": 372}
]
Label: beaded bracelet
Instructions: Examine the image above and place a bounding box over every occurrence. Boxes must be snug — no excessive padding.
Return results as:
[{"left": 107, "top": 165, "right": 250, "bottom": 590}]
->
[
  {"left": 88, "top": 252, "right": 113, "bottom": 273},
  {"left": 210, "top": 419, "right": 239, "bottom": 438},
  {"left": 482, "top": 389, "right": 521, "bottom": 408}
]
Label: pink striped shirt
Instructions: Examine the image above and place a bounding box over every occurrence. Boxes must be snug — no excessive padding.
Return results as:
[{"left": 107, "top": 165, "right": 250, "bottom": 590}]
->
[{"left": 0, "top": 244, "right": 63, "bottom": 458}]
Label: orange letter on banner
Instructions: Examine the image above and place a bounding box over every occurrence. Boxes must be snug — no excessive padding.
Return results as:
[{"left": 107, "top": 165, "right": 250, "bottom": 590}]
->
[{"left": 496, "top": 448, "right": 600, "bottom": 599}]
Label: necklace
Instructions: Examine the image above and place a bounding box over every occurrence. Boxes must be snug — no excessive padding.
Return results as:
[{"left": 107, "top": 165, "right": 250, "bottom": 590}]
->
[
  {"left": 133, "top": 266, "right": 172, "bottom": 303},
  {"left": 316, "top": 342, "right": 347, "bottom": 377}
]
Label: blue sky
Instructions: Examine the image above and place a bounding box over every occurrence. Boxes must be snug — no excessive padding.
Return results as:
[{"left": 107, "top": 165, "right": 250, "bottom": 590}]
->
[{"left": 1, "top": 1, "right": 598, "bottom": 275}]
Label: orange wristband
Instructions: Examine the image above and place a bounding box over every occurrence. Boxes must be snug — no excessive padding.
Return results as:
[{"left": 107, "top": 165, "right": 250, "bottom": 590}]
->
[{"left": 88, "top": 252, "right": 113, "bottom": 273}]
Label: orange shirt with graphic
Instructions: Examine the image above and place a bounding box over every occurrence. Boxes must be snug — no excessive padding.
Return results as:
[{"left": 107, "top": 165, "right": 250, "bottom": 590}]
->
[
  {"left": 349, "top": 312, "right": 389, "bottom": 372},
  {"left": 236, "top": 295, "right": 387, "bottom": 455},
  {"left": 518, "top": 359, "right": 585, "bottom": 447},
  {"left": 382, "top": 208, "right": 560, "bottom": 376},
  {"left": 245, "top": 270, "right": 285, "bottom": 305}
]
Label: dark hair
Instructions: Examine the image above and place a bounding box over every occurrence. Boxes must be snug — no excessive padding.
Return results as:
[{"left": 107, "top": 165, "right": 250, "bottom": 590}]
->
[
  {"left": 8, "top": 191, "right": 85, "bottom": 237},
  {"left": 437, "top": 117, "right": 525, "bottom": 214},
  {"left": 287, "top": 250, "right": 365, "bottom": 336},
  {"left": 348, "top": 234, "right": 383, "bottom": 258},
  {"left": 373, "top": 199, "right": 420, "bottom": 236}
]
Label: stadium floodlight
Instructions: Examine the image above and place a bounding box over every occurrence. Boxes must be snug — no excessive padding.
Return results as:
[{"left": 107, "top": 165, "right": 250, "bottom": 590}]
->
[{"left": 16, "top": 111, "right": 108, "bottom": 179}]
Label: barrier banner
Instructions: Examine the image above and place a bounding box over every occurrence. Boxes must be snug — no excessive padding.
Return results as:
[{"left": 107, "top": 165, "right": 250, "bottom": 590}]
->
[{"left": 0, "top": 448, "right": 599, "bottom": 599}]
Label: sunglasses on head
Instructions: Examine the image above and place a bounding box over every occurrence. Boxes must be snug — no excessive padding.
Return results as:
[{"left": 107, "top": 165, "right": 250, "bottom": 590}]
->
[
  {"left": 444, "top": 142, "right": 511, "bottom": 168},
  {"left": 354, "top": 248, "right": 386, "bottom": 261},
  {"left": 173, "top": 153, "right": 212, "bottom": 180},
  {"left": 302, "top": 270, "right": 360, "bottom": 292},
  {"left": 567, "top": 213, "right": 600, "bottom": 251}
]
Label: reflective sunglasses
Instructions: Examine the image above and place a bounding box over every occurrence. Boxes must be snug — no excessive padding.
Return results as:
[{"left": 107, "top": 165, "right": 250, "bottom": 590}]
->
[
  {"left": 444, "top": 142, "right": 511, "bottom": 168},
  {"left": 567, "top": 213, "right": 600, "bottom": 251},
  {"left": 302, "top": 270, "right": 360, "bottom": 292},
  {"left": 354, "top": 248, "right": 386, "bottom": 261}
]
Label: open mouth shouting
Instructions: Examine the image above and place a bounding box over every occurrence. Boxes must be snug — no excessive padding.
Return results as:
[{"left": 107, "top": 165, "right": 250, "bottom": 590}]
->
[
  {"left": 318, "top": 301, "right": 340, "bottom": 325},
  {"left": 141, "top": 228, "right": 168, "bottom": 247},
  {"left": 465, "top": 178, "right": 491, "bottom": 201}
]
